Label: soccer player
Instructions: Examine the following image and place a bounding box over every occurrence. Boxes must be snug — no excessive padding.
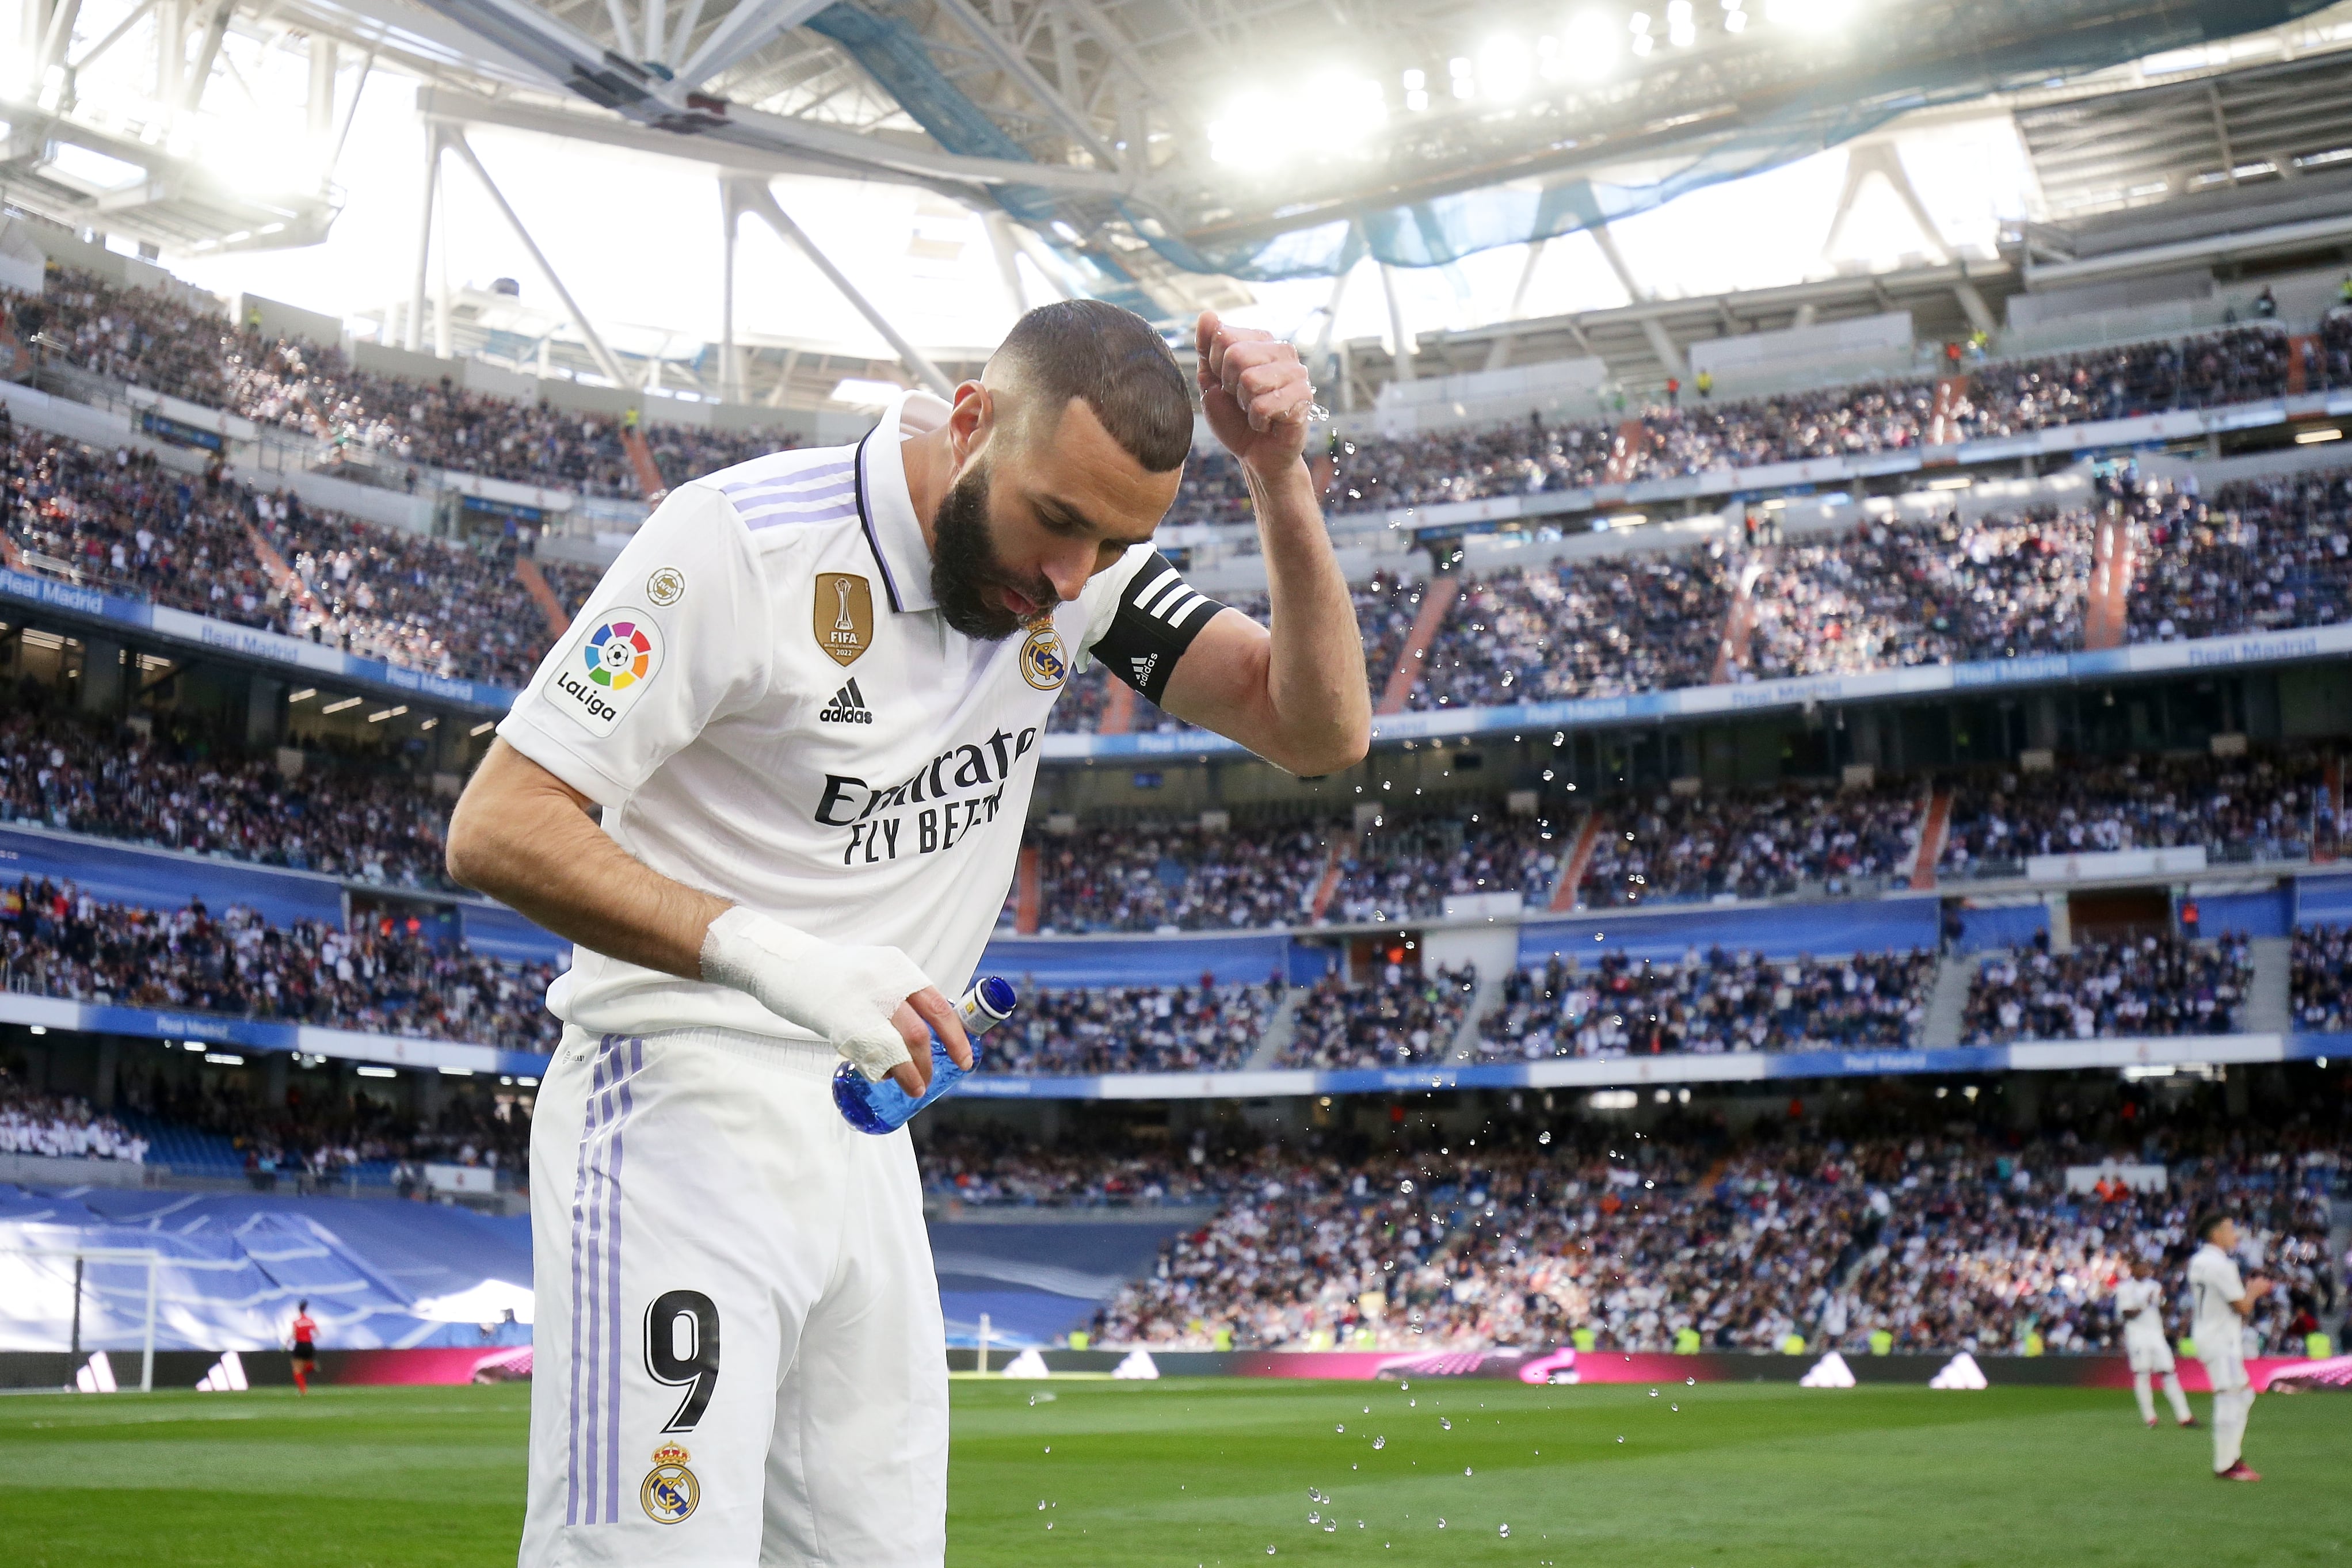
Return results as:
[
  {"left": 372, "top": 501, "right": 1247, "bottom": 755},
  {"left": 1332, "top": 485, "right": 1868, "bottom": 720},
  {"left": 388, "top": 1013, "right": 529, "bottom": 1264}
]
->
[
  {"left": 447, "top": 302, "right": 1368, "bottom": 1565},
  {"left": 2187, "top": 1211, "right": 2271, "bottom": 1482},
  {"left": 288, "top": 1298, "right": 317, "bottom": 1395},
  {"left": 2113, "top": 1258, "right": 2192, "bottom": 1428}
]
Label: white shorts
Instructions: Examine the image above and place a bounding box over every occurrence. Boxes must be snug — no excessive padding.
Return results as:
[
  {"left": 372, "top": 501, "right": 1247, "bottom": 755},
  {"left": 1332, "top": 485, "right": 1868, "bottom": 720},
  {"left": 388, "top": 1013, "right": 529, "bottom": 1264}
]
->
[
  {"left": 2124, "top": 1329, "right": 2174, "bottom": 1374},
  {"left": 2198, "top": 1345, "right": 2250, "bottom": 1394},
  {"left": 519, "top": 1026, "right": 947, "bottom": 1568}
]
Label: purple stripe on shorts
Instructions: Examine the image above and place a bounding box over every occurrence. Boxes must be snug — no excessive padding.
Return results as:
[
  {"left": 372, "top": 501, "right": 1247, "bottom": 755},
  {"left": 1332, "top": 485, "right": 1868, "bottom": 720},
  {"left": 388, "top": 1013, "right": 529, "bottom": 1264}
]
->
[
  {"left": 565, "top": 1037, "right": 613, "bottom": 1525},
  {"left": 604, "top": 1037, "right": 641, "bottom": 1524}
]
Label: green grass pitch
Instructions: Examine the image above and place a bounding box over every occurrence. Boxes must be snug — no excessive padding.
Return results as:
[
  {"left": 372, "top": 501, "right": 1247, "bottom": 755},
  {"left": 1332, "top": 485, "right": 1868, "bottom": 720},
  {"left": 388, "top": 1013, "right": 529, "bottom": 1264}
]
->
[{"left": 2, "top": 1378, "right": 2345, "bottom": 1566}]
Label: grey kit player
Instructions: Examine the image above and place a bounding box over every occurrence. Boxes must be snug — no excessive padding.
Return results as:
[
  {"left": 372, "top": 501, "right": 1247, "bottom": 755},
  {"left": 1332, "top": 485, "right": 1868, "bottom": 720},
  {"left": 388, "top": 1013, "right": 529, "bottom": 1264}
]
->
[{"left": 446, "top": 301, "right": 1371, "bottom": 1565}]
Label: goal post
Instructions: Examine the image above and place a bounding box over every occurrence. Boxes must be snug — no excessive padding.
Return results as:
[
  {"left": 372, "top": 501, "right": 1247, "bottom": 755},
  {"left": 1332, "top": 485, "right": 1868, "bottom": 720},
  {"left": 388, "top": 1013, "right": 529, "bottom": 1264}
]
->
[{"left": 0, "top": 1245, "right": 162, "bottom": 1392}]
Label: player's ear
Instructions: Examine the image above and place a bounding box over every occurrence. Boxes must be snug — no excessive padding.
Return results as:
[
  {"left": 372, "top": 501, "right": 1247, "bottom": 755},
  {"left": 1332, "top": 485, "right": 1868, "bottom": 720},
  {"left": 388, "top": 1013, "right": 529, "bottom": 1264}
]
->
[{"left": 949, "top": 380, "right": 992, "bottom": 464}]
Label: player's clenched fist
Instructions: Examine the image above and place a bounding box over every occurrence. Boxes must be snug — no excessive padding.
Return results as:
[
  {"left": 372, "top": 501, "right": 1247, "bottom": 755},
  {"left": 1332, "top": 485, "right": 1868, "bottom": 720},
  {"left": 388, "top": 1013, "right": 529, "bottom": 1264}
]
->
[
  {"left": 1196, "top": 309, "right": 1316, "bottom": 475},
  {"left": 700, "top": 906, "right": 971, "bottom": 1094}
]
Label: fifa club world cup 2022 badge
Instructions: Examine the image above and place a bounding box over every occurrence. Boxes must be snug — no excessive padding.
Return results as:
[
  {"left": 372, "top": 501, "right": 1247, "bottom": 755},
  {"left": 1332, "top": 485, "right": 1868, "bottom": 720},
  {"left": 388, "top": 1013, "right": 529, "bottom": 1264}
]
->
[
  {"left": 815, "top": 573, "right": 874, "bottom": 667},
  {"left": 641, "top": 1442, "right": 700, "bottom": 1524}
]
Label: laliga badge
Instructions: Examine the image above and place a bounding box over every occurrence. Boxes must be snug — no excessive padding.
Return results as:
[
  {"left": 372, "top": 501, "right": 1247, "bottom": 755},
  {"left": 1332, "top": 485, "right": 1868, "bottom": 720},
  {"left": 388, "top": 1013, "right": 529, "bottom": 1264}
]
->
[
  {"left": 815, "top": 573, "right": 874, "bottom": 667},
  {"left": 642, "top": 1442, "right": 700, "bottom": 1524},
  {"left": 1019, "top": 624, "right": 1069, "bottom": 690}
]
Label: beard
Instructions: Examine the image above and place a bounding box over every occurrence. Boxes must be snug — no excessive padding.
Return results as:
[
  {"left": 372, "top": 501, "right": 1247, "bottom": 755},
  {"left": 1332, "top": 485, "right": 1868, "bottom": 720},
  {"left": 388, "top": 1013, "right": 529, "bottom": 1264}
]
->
[{"left": 929, "top": 458, "right": 1058, "bottom": 642}]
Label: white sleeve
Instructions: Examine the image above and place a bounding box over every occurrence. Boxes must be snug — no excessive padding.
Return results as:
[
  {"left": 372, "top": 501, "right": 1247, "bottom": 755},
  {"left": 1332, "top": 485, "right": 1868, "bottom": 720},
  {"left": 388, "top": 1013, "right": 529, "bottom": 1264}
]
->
[{"left": 498, "top": 484, "right": 774, "bottom": 807}]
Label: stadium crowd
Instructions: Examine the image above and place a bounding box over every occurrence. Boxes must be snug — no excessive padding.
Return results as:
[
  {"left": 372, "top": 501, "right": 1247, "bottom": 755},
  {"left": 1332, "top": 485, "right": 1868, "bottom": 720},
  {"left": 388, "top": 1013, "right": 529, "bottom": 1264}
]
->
[
  {"left": 0, "top": 879, "right": 561, "bottom": 1047},
  {"left": 116, "top": 1065, "right": 534, "bottom": 1180},
  {"left": 1743, "top": 510, "right": 2095, "bottom": 677},
  {"left": 2129, "top": 470, "right": 2352, "bottom": 645},
  {"left": 2289, "top": 922, "right": 2352, "bottom": 1032},
  {"left": 1574, "top": 781, "right": 1922, "bottom": 906},
  {"left": 28, "top": 269, "right": 791, "bottom": 497},
  {"left": 3, "top": 422, "right": 556, "bottom": 686},
  {"left": 986, "top": 982, "right": 1280, "bottom": 1075},
  {"left": 0, "top": 1081, "right": 147, "bottom": 1162},
  {"left": 0, "top": 701, "right": 451, "bottom": 888},
  {"left": 1959, "top": 933, "right": 2250, "bottom": 1044},
  {"left": 1080, "top": 1101, "right": 2334, "bottom": 1356},
  {"left": 1477, "top": 946, "right": 1934, "bottom": 1058},
  {"left": 1281, "top": 966, "right": 1477, "bottom": 1069},
  {"left": 1940, "top": 753, "right": 2319, "bottom": 875}
]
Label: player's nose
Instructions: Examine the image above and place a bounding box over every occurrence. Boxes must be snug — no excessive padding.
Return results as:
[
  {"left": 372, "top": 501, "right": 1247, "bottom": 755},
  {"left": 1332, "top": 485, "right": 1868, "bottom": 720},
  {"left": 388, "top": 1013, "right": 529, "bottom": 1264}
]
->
[{"left": 1041, "top": 541, "right": 1091, "bottom": 603}]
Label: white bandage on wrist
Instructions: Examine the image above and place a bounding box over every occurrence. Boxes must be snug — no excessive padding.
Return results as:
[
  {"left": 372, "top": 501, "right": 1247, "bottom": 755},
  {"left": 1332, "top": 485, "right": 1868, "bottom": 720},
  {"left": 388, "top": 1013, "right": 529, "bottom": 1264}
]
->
[{"left": 699, "top": 906, "right": 931, "bottom": 1081}]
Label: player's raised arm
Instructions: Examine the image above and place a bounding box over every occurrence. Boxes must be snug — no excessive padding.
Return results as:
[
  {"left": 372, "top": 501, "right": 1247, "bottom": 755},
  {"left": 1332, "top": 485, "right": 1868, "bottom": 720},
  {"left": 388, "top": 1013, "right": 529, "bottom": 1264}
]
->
[{"left": 1141, "top": 311, "right": 1371, "bottom": 777}]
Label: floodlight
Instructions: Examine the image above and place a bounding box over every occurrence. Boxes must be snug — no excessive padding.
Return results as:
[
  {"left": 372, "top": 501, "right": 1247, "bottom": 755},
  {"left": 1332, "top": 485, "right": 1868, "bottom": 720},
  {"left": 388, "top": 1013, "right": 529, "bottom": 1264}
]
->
[
  {"left": 1207, "top": 90, "right": 1288, "bottom": 169},
  {"left": 1477, "top": 39, "right": 1534, "bottom": 100},
  {"left": 1305, "top": 74, "right": 1388, "bottom": 147},
  {"left": 1562, "top": 9, "right": 1622, "bottom": 75}
]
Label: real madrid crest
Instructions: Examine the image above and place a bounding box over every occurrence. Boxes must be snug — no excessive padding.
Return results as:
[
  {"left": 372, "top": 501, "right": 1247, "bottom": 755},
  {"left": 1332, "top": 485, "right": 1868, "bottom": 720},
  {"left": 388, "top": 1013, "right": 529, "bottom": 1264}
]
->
[
  {"left": 1020, "top": 623, "right": 1069, "bottom": 690},
  {"left": 642, "top": 1442, "right": 699, "bottom": 1524},
  {"left": 646, "top": 566, "right": 685, "bottom": 607},
  {"left": 815, "top": 573, "right": 874, "bottom": 667}
]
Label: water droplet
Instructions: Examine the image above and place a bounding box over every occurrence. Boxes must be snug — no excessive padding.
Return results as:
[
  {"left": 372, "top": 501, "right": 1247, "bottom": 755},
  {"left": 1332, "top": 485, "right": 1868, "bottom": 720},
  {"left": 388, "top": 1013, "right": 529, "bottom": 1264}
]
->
[
  {"left": 1400, "top": 1382, "right": 1409, "bottom": 1391},
  {"left": 1686, "top": 1377, "right": 1695, "bottom": 1386},
  {"left": 1671, "top": 1403, "right": 1679, "bottom": 1411},
  {"left": 1440, "top": 1417, "right": 1451, "bottom": 1430},
  {"left": 1043, "top": 1445, "right": 1050, "bottom": 1453},
  {"left": 1538, "top": 1131, "right": 1552, "bottom": 1144},
  {"left": 1336, "top": 1424, "right": 1345, "bottom": 1433},
  {"left": 1324, "top": 1523, "right": 1337, "bottom": 1533},
  {"left": 1362, "top": 1406, "right": 1370, "bottom": 1414},
  {"left": 1501, "top": 1524, "right": 1512, "bottom": 1538},
  {"left": 1649, "top": 1388, "right": 1660, "bottom": 1398},
  {"left": 1399, "top": 1179, "right": 1415, "bottom": 1194},
  {"left": 1265, "top": 1547, "right": 1275, "bottom": 1556},
  {"left": 1309, "top": 1512, "right": 1322, "bottom": 1525},
  {"left": 1408, "top": 1399, "right": 1416, "bottom": 1407},
  {"left": 1616, "top": 1435, "right": 1625, "bottom": 1443},
  {"left": 1465, "top": 1467, "right": 1474, "bottom": 1477},
  {"left": 1437, "top": 1519, "right": 1447, "bottom": 1529},
  {"left": 1373, "top": 1436, "right": 1386, "bottom": 1449},
  {"left": 1038, "top": 1501, "right": 1047, "bottom": 1510},
  {"left": 1046, "top": 1522, "right": 1054, "bottom": 1530}
]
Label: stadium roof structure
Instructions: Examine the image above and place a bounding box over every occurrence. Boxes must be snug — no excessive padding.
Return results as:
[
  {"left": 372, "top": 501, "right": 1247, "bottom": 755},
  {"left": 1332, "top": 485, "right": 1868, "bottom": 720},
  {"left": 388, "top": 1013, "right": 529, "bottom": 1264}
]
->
[{"left": 16, "top": 0, "right": 2352, "bottom": 399}]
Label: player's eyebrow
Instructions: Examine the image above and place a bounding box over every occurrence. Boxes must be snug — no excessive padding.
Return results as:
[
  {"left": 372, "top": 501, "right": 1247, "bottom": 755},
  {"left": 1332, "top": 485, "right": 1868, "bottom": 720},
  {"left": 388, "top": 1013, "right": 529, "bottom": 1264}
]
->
[{"left": 1036, "top": 494, "right": 1154, "bottom": 548}]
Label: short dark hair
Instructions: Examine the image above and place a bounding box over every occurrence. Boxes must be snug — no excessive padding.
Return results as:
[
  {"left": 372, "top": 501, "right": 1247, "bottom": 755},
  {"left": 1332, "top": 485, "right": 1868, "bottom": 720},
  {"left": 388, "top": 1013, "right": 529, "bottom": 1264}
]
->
[
  {"left": 994, "top": 300, "right": 1192, "bottom": 473},
  {"left": 2194, "top": 1210, "right": 2233, "bottom": 1242}
]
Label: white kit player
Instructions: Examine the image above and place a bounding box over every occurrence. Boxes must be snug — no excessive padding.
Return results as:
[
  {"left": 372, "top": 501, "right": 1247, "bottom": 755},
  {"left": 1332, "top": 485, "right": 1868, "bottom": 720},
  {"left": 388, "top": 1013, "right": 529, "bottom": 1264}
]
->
[
  {"left": 2187, "top": 1211, "right": 2271, "bottom": 1482},
  {"left": 2113, "top": 1257, "right": 2193, "bottom": 1429},
  {"left": 446, "top": 300, "right": 1370, "bottom": 1565}
]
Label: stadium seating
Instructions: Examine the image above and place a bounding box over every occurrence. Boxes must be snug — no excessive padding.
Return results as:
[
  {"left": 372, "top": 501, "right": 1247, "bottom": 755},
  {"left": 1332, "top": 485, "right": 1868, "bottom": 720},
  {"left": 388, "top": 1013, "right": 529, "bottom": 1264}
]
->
[
  {"left": 1477, "top": 947, "right": 1933, "bottom": 1058},
  {"left": 5, "top": 422, "right": 554, "bottom": 686},
  {"left": 0, "top": 879, "right": 559, "bottom": 1047},
  {"left": 988, "top": 983, "right": 1281, "bottom": 1074},
  {"left": 1078, "top": 1113, "right": 2334, "bottom": 1355},
  {"left": 31, "top": 268, "right": 793, "bottom": 497},
  {"left": 1958, "top": 933, "right": 2251, "bottom": 1043},
  {"left": 1280, "top": 966, "right": 1477, "bottom": 1069},
  {"left": 0, "top": 700, "right": 451, "bottom": 888}
]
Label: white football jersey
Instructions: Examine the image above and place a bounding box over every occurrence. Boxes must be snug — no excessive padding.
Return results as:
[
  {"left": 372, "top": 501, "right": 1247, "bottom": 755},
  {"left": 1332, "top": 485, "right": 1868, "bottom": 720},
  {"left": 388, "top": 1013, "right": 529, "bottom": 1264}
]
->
[
  {"left": 2186, "top": 1242, "right": 2247, "bottom": 1348},
  {"left": 2112, "top": 1277, "right": 2164, "bottom": 1334},
  {"left": 498, "top": 393, "right": 1179, "bottom": 1043}
]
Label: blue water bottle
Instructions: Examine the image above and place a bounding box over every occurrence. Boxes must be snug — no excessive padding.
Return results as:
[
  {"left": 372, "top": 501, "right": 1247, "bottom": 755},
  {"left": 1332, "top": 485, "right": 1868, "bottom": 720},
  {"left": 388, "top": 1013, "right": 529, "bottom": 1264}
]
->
[{"left": 832, "top": 975, "right": 1017, "bottom": 1134}]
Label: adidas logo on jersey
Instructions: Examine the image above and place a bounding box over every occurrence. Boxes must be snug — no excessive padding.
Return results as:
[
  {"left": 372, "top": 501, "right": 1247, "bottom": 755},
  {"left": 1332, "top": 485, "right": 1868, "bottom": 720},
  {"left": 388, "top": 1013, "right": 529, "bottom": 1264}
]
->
[
  {"left": 1129, "top": 654, "right": 1158, "bottom": 686},
  {"left": 819, "top": 678, "right": 876, "bottom": 725}
]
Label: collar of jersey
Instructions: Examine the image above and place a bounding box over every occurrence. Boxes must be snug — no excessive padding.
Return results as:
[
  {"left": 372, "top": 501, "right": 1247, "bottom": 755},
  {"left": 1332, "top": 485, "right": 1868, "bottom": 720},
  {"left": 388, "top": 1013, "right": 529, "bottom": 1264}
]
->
[{"left": 854, "top": 390, "right": 947, "bottom": 615}]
